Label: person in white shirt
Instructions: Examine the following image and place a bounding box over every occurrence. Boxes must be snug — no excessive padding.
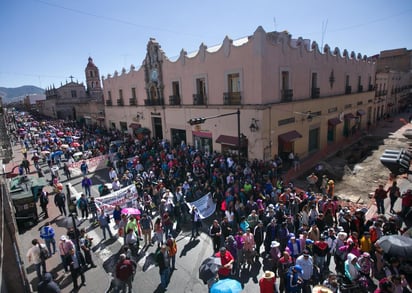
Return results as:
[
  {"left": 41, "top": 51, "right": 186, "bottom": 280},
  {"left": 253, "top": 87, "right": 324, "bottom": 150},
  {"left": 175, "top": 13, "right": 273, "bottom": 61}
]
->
[
  {"left": 27, "top": 238, "right": 47, "bottom": 280},
  {"left": 108, "top": 167, "right": 117, "bottom": 181}
]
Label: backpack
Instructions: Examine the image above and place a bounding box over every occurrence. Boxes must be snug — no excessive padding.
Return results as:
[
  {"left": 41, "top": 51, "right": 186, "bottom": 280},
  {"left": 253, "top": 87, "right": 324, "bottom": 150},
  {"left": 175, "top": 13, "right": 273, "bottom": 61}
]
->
[{"left": 38, "top": 244, "right": 50, "bottom": 260}]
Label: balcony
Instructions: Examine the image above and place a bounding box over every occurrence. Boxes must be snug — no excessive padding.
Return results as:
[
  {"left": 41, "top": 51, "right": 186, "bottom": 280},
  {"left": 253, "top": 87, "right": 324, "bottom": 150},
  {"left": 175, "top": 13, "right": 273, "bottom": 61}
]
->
[
  {"left": 117, "top": 98, "right": 124, "bottom": 106},
  {"left": 193, "top": 94, "right": 206, "bottom": 105},
  {"left": 144, "top": 98, "right": 164, "bottom": 106},
  {"left": 311, "top": 87, "right": 320, "bottom": 99},
  {"left": 106, "top": 99, "right": 112, "bottom": 106},
  {"left": 281, "top": 89, "right": 293, "bottom": 102},
  {"left": 223, "top": 92, "right": 241, "bottom": 105},
  {"left": 368, "top": 84, "right": 374, "bottom": 91},
  {"left": 358, "top": 85, "right": 363, "bottom": 93},
  {"left": 345, "top": 86, "right": 352, "bottom": 95},
  {"left": 169, "top": 95, "right": 181, "bottom": 106},
  {"left": 129, "top": 98, "right": 137, "bottom": 106}
]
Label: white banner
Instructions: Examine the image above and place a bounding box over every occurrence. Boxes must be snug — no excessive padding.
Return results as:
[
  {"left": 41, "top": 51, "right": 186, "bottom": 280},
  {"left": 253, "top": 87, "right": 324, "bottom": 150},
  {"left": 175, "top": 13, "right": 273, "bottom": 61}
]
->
[
  {"left": 186, "top": 192, "right": 216, "bottom": 219},
  {"left": 68, "top": 154, "right": 109, "bottom": 176},
  {"left": 94, "top": 184, "right": 138, "bottom": 213}
]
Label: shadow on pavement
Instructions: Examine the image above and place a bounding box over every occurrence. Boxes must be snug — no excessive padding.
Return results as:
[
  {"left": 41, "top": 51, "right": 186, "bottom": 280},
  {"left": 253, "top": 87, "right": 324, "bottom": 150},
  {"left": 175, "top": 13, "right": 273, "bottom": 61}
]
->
[{"left": 179, "top": 238, "right": 200, "bottom": 257}]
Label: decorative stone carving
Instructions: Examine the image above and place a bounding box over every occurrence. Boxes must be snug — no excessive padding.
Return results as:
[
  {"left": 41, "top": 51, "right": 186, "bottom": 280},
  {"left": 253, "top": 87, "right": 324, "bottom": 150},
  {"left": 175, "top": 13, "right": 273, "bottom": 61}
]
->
[
  {"left": 222, "top": 36, "right": 232, "bottom": 57},
  {"left": 199, "top": 43, "right": 207, "bottom": 63}
]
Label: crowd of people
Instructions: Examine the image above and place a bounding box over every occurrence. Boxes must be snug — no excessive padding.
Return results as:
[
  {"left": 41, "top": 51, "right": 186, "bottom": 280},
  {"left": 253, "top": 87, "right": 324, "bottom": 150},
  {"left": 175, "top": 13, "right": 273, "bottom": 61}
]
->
[{"left": 10, "top": 111, "right": 412, "bottom": 292}]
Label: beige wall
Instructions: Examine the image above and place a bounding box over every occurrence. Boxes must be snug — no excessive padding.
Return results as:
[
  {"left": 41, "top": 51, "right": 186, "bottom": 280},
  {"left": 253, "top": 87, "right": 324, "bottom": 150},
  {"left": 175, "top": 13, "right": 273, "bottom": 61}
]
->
[{"left": 102, "top": 27, "right": 378, "bottom": 160}]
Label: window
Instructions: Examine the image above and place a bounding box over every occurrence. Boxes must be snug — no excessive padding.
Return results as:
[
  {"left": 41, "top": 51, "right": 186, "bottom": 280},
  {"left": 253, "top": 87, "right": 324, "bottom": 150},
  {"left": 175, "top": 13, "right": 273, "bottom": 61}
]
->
[
  {"left": 131, "top": 87, "right": 136, "bottom": 99},
  {"left": 71, "top": 90, "right": 77, "bottom": 98},
  {"left": 311, "top": 72, "right": 320, "bottom": 98},
  {"left": 108, "top": 91, "right": 112, "bottom": 100},
  {"left": 119, "top": 121, "right": 127, "bottom": 132},
  {"left": 345, "top": 75, "right": 350, "bottom": 87},
  {"left": 172, "top": 81, "right": 180, "bottom": 97},
  {"left": 281, "top": 71, "right": 289, "bottom": 90},
  {"left": 119, "top": 89, "right": 123, "bottom": 99},
  {"left": 90, "top": 70, "right": 94, "bottom": 78},
  {"left": 228, "top": 73, "right": 240, "bottom": 93}
]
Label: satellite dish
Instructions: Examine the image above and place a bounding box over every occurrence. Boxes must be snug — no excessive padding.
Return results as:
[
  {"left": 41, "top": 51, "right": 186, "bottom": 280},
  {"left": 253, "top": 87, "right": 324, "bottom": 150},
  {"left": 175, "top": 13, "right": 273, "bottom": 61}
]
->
[{"left": 339, "top": 112, "right": 344, "bottom": 122}]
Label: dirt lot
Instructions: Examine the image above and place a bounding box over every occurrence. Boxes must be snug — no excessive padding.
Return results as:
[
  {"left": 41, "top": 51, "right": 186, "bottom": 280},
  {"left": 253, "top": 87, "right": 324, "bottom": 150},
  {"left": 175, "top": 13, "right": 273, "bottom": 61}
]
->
[{"left": 295, "top": 117, "right": 412, "bottom": 205}]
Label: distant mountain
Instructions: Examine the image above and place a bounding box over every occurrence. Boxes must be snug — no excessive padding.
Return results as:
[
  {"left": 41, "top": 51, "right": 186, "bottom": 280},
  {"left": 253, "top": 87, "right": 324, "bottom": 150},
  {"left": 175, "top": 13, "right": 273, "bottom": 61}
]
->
[{"left": 0, "top": 86, "right": 44, "bottom": 102}]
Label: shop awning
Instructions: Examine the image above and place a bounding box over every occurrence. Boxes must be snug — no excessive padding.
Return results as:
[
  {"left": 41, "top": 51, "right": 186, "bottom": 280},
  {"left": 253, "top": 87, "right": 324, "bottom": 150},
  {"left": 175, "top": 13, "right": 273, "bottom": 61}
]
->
[
  {"left": 83, "top": 115, "right": 91, "bottom": 119},
  {"left": 129, "top": 123, "right": 141, "bottom": 129},
  {"left": 344, "top": 113, "right": 356, "bottom": 119},
  {"left": 215, "top": 135, "right": 246, "bottom": 147},
  {"left": 192, "top": 131, "right": 212, "bottom": 138},
  {"left": 356, "top": 109, "right": 366, "bottom": 116},
  {"left": 328, "top": 117, "right": 342, "bottom": 126},
  {"left": 278, "top": 131, "right": 302, "bottom": 143}
]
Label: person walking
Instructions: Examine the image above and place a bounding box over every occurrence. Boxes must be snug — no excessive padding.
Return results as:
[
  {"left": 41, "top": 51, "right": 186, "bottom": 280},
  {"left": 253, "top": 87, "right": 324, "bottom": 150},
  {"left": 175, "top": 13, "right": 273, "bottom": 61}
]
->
[
  {"left": 26, "top": 239, "right": 47, "bottom": 281},
  {"left": 77, "top": 193, "right": 89, "bottom": 219},
  {"left": 88, "top": 197, "right": 98, "bottom": 224},
  {"left": 153, "top": 217, "right": 164, "bottom": 247},
  {"left": 388, "top": 181, "right": 400, "bottom": 214},
  {"left": 209, "top": 219, "right": 222, "bottom": 253},
  {"left": 98, "top": 210, "right": 114, "bottom": 240},
  {"left": 63, "top": 162, "right": 71, "bottom": 180},
  {"left": 39, "top": 190, "right": 49, "bottom": 219},
  {"left": 40, "top": 222, "right": 56, "bottom": 256},
  {"left": 190, "top": 206, "right": 202, "bottom": 239},
  {"left": 68, "top": 247, "right": 86, "bottom": 291},
  {"left": 54, "top": 190, "right": 67, "bottom": 217},
  {"left": 156, "top": 245, "right": 171, "bottom": 291},
  {"left": 79, "top": 228, "right": 96, "bottom": 269},
  {"left": 242, "top": 228, "right": 256, "bottom": 269},
  {"left": 80, "top": 160, "right": 88, "bottom": 176},
  {"left": 166, "top": 234, "right": 178, "bottom": 270},
  {"left": 37, "top": 272, "right": 61, "bottom": 293},
  {"left": 58, "top": 235, "right": 74, "bottom": 274},
  {"left": 296, "top": 250, "right": 314, "bottom": 293},
  {"left": 115, "top": 254, "right": 135, "bottom": 293},
  {"left": 259, "top": 270, "right": 276, "bottom": 293},
  {"left": 374, "top": 184, "right": 388, "bottom": 215},
  {"left": 81, "top": 176, "right": 92, "bottom": 197},
  {"left": 140, "top": 213, "right": 153, "bottom": 247}
]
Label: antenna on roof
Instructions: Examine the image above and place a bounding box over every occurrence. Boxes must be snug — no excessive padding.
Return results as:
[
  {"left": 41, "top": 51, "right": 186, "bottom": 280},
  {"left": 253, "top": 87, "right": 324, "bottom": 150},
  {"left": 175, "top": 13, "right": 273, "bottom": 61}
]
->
[{"left": 321, "top": 19, "right": 328, "bottom": 49}]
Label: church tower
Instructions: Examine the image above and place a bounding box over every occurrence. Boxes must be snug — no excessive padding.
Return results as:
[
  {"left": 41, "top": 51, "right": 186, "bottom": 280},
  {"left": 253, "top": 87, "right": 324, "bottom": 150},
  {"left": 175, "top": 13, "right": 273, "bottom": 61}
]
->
[{"left": 85, "top": 57, "right": 103, "bottom": 100}]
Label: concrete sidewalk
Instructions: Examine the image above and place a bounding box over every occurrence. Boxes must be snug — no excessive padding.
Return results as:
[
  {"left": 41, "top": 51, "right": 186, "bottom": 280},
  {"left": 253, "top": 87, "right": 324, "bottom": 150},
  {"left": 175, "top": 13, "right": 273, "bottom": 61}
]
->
[{"left": 7, "top": 145, "right": 111, "bottom": 293}]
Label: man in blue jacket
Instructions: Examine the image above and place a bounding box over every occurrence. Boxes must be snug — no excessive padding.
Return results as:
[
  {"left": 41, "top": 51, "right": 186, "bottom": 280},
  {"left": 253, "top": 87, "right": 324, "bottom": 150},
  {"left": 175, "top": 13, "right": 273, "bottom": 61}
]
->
[{"left": 40, "top": 222, "right": 56, "bottom": 255}]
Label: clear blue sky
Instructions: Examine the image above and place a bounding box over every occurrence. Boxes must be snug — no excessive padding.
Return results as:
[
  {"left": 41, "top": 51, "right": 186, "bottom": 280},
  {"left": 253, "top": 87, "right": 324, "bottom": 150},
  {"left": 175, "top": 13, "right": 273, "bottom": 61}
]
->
[{"left": 1, "top": 0, "right": 411, "bottom": 89}]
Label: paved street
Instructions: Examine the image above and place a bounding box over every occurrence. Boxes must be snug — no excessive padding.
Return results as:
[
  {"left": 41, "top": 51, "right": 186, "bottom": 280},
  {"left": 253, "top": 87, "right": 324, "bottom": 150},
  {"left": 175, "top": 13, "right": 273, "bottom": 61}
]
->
[{"left": 7, "top": 113, "right": 411, "bottom": 293}]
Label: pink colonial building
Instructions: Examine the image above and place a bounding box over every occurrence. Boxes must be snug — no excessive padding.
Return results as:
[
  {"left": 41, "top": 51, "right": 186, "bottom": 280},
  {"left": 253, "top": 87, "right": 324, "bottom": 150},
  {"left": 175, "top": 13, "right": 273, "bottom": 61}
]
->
[{"left": 102, "top": 26, "right": 377, "bottom": 161}]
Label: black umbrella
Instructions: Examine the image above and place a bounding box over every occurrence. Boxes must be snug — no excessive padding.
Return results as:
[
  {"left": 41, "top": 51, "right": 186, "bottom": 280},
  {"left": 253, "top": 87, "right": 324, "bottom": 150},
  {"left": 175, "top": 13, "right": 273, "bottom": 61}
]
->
[
  {"left": 377, "top": 235, "right": 412, "bottom": 258},
  {"left": 199, "top": 256, "right": 221, "bottom": 284}
]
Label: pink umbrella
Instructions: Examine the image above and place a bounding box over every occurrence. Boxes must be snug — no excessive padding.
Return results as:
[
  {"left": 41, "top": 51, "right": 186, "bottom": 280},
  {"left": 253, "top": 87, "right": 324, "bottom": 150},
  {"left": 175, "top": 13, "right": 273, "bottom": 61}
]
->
[
  {"left": 57, "top": 131, "right": 64, "bottom": 137},
  {"left": 121, "top": 207, "right": 141, "bottom": 216}
]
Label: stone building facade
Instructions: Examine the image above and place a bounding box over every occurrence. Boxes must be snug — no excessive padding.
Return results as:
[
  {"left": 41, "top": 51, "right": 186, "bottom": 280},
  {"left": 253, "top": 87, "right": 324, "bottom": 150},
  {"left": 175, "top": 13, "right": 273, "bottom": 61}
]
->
[
  {"left": 41, "top": 57, "right": 104, "bottom": 125},
  {"left": 102, "top": 27, "right": 378, "bottom": 161}
]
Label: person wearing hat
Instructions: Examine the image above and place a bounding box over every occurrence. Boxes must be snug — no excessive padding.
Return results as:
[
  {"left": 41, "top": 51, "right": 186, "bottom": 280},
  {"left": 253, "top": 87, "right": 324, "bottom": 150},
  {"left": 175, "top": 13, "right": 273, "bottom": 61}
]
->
[
  {"left": 259, "top": 270, "right": 276, "bottom": 293},
  {"left": 269, "top": 240, "right": 281, "bottom": 272},
  {"left": 285, "top": 265, "right": 303, "bottom": 293},
  {"left": 58, "top": 235, "right": 74, "bottom": 274},
  {"left": 312, "top": 285, "right": 333, "bottom": 293}
]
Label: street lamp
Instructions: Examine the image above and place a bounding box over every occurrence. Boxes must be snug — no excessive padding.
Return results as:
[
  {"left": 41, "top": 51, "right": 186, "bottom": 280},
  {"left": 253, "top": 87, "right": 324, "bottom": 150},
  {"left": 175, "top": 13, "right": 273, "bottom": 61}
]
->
[{"left": 188, "top": 109, "right": 241, "bottom": 193}]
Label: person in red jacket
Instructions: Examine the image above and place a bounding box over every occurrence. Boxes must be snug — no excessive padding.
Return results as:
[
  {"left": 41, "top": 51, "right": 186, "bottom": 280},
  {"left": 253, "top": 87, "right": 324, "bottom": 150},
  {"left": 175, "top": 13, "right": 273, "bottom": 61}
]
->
[
  {"left": 259, "top": 270, "right": 276, "bottom": 293},
  {"left": 215, "top": 247, "right": 234, "bottom": 279}
]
